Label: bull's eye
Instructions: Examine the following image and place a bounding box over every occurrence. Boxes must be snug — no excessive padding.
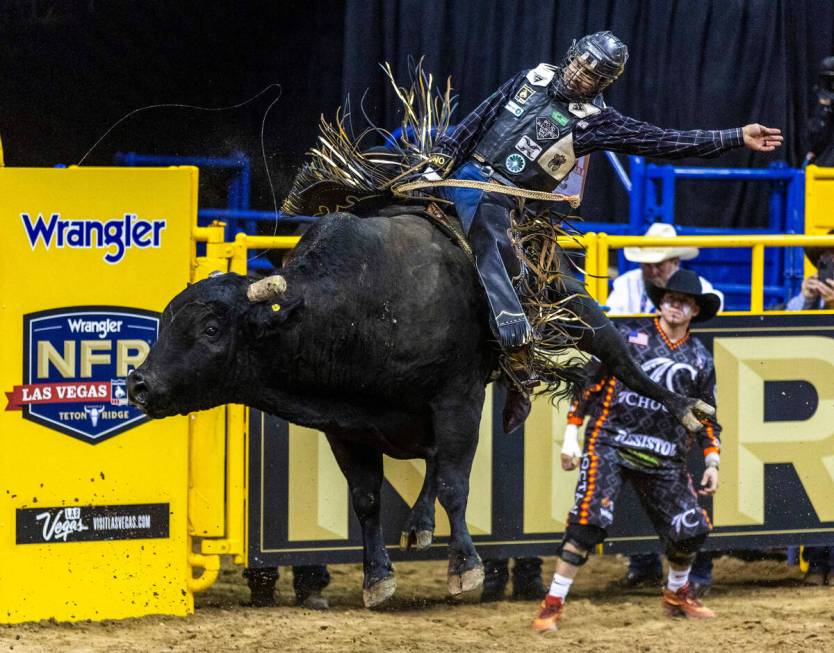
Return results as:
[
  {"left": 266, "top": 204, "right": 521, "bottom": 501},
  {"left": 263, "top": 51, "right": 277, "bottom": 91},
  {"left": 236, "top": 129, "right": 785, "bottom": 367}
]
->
[{"left": 204, "top": 325, "right": 219, "bottom": 337}]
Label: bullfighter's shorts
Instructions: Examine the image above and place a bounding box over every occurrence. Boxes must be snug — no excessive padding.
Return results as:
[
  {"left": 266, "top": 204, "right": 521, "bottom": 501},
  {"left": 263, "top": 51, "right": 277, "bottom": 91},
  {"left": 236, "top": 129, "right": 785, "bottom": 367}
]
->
[{"left": 567, "top": 440, "right": 711, "bottom": 544}]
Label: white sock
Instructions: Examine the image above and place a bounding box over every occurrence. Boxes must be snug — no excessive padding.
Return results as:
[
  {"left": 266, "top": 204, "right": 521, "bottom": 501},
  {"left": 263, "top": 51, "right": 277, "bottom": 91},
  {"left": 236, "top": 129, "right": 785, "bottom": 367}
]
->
[
  {"left": 667, "top": 566, "right": 691, "bottom": 592},
  {"left": 548, "top": 573, "right": 573, "bottom": 600}
]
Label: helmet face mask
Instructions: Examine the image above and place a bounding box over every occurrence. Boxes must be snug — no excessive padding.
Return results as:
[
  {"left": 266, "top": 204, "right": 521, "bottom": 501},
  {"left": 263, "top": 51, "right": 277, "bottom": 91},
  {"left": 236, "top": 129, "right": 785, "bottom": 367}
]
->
[
  {"left": 555, "top": 31, "right": 629, "bottom": 101},
  {"left": 562, "top": 56, "right": 610, "bottom": 97}
]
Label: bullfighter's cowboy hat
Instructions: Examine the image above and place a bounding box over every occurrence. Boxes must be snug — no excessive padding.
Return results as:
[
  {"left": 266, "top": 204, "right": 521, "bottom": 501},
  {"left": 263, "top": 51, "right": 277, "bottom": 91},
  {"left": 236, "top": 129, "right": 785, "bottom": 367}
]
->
[
  {"left": 623, "top": 223, "right": 699, "bottom": 264},
  {"left": 647, "top": 269, "right": 721, "bottom": 323}
]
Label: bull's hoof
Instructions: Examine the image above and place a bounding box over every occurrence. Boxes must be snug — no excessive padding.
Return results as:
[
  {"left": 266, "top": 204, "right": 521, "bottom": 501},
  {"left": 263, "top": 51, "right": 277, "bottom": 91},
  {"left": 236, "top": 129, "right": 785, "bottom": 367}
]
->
[
  {"left": 415, "top": 529, "right": 433, "bottom": 550},
  {"left": 363, "top": 576, "right": 397, "bottom": 608},
  {"left": 448, "top": 563, "right": 484, "bottom": 596},
  {"left": 399, "top": 528, "right": 433, "bottom": 551}
]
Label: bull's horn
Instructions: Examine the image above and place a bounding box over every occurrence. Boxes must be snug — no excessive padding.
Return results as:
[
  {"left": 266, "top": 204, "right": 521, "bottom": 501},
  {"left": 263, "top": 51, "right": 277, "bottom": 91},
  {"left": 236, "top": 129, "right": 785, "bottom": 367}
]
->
[{"left": 247, "top": 275, "right": 288, "bottom": 302}]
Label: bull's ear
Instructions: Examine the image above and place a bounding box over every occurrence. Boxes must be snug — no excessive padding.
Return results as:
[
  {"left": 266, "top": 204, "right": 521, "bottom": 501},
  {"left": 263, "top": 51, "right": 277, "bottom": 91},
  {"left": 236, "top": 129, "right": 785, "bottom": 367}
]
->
[{"left": 246, "top": 296, "right": 304, "bottom": 338}]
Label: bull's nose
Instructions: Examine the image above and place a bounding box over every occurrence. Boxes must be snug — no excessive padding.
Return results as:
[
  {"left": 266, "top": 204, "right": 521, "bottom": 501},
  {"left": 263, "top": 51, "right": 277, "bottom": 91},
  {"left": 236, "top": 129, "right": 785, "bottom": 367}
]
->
[{"left": 127, "top": 370, "right": 149, "bottom": 406}]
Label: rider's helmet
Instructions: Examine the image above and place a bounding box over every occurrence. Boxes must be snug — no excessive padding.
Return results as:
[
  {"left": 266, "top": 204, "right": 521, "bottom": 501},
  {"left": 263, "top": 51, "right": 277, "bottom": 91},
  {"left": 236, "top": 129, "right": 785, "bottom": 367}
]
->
[
  {"left": 818, "top": 56, "right": 834, "bottom": 94},
  {"left": 555, "top": 31, "right": 629, "bottom": 102}
]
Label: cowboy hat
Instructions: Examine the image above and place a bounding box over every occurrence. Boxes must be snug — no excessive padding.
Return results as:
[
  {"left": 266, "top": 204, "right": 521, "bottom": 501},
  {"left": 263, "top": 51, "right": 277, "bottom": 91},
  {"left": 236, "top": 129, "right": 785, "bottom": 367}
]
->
[
  {"left": 646, "top": 269, "right": 721, "bottom": 323},
  {"left": 623, "top": 223, "right": 699, "bottom": 264}
]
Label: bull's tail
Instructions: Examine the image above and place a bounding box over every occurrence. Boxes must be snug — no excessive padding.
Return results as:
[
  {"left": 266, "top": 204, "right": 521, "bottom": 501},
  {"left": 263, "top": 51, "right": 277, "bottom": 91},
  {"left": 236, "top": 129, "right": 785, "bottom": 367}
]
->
[
  {"left": 502, "top": 209, "right": 596, "bottom": 404},
  {"left": 532, "top": 352, "right": 589, "bottom": 404}
]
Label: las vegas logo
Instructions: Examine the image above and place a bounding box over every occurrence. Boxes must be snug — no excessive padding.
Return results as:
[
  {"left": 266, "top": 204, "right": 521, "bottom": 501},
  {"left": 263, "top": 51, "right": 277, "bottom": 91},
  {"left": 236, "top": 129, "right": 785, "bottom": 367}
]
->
[{"left": 4, "top": 307, "right": 159, "bottom": 444}]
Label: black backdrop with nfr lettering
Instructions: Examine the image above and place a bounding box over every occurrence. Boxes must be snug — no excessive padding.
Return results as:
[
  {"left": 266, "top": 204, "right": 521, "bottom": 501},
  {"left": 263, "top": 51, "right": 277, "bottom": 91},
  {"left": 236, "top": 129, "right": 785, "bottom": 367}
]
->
[{"left": 248, "top": 314, "right": 834, "bottom": 567}]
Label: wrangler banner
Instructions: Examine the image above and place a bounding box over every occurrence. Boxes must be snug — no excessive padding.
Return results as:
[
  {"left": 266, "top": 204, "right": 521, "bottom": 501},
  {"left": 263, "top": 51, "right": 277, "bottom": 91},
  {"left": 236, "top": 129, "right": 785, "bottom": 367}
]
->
[
  {"left": 248, "top": 314, "right": 834, "bottom": 566},
  {"left": 0, "top": 166, "right": 196, "bottom": 623}
]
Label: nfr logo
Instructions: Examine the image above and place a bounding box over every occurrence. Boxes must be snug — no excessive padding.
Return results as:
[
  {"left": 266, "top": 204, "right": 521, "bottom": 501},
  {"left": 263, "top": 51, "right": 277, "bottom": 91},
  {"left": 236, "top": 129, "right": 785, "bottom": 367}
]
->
[{"left": 4, "top": 307, "right": 159, "bottom": 444}]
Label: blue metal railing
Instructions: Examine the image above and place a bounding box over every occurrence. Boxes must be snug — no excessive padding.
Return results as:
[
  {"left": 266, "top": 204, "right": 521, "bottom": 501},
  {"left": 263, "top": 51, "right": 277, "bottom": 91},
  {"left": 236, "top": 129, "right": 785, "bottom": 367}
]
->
[
  {"left": 114, "top": 147, "right": 806, "bottom": 303},
  {"left": 580, "top": 154, "right": 806, "bottom": 310},
  {"left": 114, "top": 151, "right": 313, "bottom": 269}
]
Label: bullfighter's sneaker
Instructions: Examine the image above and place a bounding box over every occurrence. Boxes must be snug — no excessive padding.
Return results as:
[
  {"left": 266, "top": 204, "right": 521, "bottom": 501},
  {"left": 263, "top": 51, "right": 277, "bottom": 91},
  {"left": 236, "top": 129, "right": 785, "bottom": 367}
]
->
[
  {"left": 661, "top": 583, "right": 715, "bottom": 619},
  {"left": 531, "top": 594, "right": 564, "bottom": 633}
]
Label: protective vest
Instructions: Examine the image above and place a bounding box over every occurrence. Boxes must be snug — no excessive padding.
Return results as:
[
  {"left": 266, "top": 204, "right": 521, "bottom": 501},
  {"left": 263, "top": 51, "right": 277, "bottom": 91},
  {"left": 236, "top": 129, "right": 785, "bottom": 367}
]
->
[{"left": 472, "top": 64, "right": 602, "bottom": 192}]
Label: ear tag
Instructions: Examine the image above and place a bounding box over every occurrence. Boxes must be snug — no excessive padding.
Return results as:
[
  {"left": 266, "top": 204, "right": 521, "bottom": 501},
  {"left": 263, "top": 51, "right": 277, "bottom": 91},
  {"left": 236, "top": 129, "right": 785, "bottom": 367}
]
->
[{"left": 271, "top": 304, "right": 281, "bottom": 313}]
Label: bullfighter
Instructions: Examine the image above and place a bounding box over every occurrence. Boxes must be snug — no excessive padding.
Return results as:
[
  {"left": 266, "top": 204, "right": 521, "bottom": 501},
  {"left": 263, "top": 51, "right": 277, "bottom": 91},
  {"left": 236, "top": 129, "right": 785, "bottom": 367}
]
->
[{"left": 532, "top": 270, "right": 722, "bottom": 632}]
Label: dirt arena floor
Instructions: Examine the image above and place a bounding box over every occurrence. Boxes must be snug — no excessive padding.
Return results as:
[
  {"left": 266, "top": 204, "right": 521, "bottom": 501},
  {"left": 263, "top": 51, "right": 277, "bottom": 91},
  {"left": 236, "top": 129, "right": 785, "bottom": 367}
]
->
[{"left": 3, "top": 554, "right": 832, "bottom": 652}]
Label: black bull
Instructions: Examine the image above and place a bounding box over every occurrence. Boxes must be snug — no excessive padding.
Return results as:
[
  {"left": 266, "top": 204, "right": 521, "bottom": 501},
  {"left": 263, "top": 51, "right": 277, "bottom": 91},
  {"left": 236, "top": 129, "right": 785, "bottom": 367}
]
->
[{"left": 127, "top": 211, "right": 712, "bottom": 608}]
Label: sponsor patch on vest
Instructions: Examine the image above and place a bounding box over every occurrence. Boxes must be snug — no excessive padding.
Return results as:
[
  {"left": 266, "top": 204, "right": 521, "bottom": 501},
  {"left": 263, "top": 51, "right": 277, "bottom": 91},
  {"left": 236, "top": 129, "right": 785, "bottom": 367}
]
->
[
  {"left": 514, "top": 135, "right": 542, "bottom": 160},
  {"left": 568, "top": 102, "right": 601, "bottom": 118},
  {"left": 4, "top": 307, "right": 159, "bottom": 444},
  {"left": 526, "top": 63, "right": 556, "bottom": 86},
  {"left": 544, "top": 152, "right": 567, "bottom": 173},
  {"left": 514, "top": 84, "right": 536, "bottom": 104},
  {"left": 504, "top": 100, "right": 524, "bottom": 117},
  {"left": 535, "top": 117, "right": 559, "bottom": 141},
  {"left": 504, "top": 153, "right": 526, "bottom": 174},
  {"left": 550, "top": 109, "right": 570, "bottom": 126},
  {"left": 537, "top": 135, "right": 576, "bottom": 181}
]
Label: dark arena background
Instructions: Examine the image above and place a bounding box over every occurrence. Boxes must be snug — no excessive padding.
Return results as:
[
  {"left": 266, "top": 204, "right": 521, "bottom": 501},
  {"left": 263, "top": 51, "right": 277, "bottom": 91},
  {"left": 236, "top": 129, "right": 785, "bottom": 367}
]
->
[
  {"left": 2, "top": 0, "right": 831, "bottom": 224},
  {"left": 2, "top": 1, "right": 834, "bottom": 651}
]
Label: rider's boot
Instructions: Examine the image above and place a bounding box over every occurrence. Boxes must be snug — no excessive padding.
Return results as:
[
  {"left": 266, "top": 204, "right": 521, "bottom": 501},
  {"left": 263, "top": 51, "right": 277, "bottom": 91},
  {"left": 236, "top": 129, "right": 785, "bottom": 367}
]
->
[
  {"left": 501, "top": 347, "right": 539, "bottom": 433},
  {"left": 467, "top": 194, "right": 533, "bottom": 349}
]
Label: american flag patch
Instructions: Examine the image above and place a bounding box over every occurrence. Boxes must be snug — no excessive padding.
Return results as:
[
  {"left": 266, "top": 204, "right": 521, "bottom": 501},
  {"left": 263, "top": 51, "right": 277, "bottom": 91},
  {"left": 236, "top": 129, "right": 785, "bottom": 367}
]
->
[{"left": 628, "top": 330, "right": 649, "bottom": 346}]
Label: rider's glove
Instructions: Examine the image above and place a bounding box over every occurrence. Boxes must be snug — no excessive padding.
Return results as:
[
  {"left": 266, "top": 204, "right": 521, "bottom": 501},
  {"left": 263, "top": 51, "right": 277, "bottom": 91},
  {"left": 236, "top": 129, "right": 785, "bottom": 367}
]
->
[
  {"left": 423, "top": 167, "right": 442, "bottom": 182},
  {"left": 424, "top": 152, "right": 454, "bottom": 180}
]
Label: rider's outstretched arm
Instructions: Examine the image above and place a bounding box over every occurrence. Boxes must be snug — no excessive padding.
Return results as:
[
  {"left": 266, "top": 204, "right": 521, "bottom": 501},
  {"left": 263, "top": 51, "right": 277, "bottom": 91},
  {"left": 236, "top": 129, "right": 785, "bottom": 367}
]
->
[{"left": 573, "top": 107, "right": 781, "bottom": 159}]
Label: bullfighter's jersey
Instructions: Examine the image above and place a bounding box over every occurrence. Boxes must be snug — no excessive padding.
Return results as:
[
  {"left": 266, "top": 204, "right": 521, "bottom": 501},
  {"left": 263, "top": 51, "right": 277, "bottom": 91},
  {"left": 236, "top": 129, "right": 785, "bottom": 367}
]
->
[{"left": 568, "top": 317, "right": 721, "bottom": 468}]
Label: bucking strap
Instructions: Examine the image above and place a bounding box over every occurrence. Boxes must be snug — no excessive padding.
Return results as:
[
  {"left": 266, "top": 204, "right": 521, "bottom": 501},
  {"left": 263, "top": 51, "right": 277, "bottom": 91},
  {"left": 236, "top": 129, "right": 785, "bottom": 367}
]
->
[
  {"left": 393, "top": 178, "right": 581, "bottom": 209},
  {"left": 422, "top": 202, "right": 475, "bottom": 265}
]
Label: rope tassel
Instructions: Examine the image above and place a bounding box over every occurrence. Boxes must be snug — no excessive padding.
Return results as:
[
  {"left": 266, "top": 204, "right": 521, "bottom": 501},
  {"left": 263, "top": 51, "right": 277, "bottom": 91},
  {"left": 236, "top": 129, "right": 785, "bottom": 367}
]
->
[{"left": 282, "top": 57, "right": 456, "bottom": 215}]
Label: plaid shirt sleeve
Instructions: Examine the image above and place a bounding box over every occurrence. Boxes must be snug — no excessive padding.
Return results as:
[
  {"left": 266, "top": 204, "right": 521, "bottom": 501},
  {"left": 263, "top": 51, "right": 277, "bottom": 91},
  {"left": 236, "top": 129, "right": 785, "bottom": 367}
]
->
[
  {"left": 574, "top": 107, "right": 744, "bottom": 159},
  {"left": 433, "top": 72, "right": 525, "bottom": 163}
]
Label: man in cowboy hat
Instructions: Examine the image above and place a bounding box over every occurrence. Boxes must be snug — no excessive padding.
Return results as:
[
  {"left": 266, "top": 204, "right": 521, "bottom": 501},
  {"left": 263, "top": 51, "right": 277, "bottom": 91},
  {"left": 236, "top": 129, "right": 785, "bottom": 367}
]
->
[
  {"left": 786, "top": 229, "right": 834, "bottom": 310},
  {"left": 607, "top": 223, "right": 724, "bottom": 315},
  {"left": 533, "top": 269, "right": 722, "bottom": 633},
  {"left": 607, "top": 222, "right": 723, "bottom": 592}
]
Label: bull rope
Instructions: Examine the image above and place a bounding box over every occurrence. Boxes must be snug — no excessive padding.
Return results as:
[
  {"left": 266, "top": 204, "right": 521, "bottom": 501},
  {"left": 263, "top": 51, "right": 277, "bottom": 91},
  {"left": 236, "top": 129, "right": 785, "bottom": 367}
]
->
[{"left": 392, "top": 178, "right": 581, "bottom": 209}]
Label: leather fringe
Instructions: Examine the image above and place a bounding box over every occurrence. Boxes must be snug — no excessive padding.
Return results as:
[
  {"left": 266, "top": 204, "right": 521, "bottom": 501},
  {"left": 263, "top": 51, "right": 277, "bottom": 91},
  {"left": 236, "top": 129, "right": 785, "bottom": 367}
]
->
[{"left": 505, "top": 210, "right": 593, "bottom": 404}]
